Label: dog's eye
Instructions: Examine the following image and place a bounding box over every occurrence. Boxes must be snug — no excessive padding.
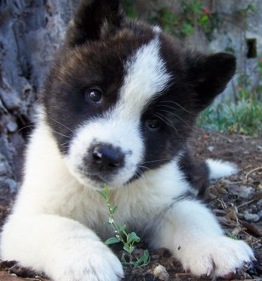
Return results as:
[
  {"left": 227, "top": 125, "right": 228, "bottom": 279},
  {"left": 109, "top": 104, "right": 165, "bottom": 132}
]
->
[
  {"left": 85, "top": 88, "right": 103, "bottom": 103},
  {"left": 145, "top": 118, "right": 161, "bottom": 131}
]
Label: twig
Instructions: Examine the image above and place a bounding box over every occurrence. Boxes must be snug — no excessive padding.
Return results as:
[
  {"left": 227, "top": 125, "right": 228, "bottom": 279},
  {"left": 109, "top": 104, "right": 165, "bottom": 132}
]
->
[
  {"left": 237, "top": 198, "right": 258, "bottom": 209},
  {"left": 245, "top": 166, "right": 262, "bottom": 180}
]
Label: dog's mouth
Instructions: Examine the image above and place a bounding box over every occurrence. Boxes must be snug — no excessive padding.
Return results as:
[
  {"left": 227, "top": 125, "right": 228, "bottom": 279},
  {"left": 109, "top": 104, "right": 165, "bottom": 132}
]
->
[
  {"left": 92, "top": 166, "right": 145, "bottom": 186},
  {"left": 88, "top": 174, "right": 107, "bottom": 184},
  {"left": 77, "top": 165, "right": 142, "bottom": 188},
  {"left": 76, "top": 168, "right": 107, "bottom": 185}
]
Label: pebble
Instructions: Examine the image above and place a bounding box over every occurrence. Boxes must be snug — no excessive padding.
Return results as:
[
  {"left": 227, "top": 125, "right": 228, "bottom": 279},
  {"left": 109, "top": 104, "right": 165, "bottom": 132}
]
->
[
  {"left": 152, "top": 264, "right": 169, "bottom": 281},
  {"left": 244, "top": 211, "right": 260, "bottom": 222},
  {"left": 0, "top": 83, "right": 21, "bottom": 110},
  {"left": 229, "top": 185, "right": 254, "bottom": 198},
  {"left": 207, "top": 146, "right": 215, "bottom": 152},
  {"left": 257, "top": 199, "right": 262, "bottom": 208},
  {"left": 258, "top": 210, "right": 262, "bottom": 220}
]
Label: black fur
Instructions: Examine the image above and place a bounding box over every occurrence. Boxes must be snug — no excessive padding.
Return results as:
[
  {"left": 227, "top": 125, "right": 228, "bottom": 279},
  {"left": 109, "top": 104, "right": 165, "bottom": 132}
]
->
[
  {"left": 179, "top": 148, "right": 209, "bottom": 196},
  {"left": 66, "top": 0, "right": 124, "bottom": 46}
]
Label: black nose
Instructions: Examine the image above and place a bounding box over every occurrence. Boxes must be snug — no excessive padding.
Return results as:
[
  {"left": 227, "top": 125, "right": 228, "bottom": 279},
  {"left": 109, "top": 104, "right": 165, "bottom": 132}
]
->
[{"left": 92, "top": 144, "right": 124, "bottom": 170}]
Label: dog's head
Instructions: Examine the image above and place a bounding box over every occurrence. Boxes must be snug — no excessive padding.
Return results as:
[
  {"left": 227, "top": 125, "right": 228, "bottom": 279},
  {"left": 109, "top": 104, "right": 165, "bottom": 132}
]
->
[{"left": 42, "top": 0, "right": 236, "bottom": 189}]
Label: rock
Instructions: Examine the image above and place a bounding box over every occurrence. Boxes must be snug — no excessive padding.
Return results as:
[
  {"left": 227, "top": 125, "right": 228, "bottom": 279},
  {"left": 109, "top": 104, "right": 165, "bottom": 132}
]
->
[
  {"left": 0, "top": 153, "right": 12, "bottom": 177},
  {"left": 0, "top": 0, "right": 78, "bottom": 196},
  {"left": 152, "top": 264, "right": 169, "bottom": 281},
  {"left": 4, "top": 179, "right": 18, "bottom": 194},
  {"left": 207, "top": 145, "right": 215, "bottom": 152},
  {"left": 258, "top": 210, "right": 262, "bottom": 220},
  {"left": 244, "top": 211, "right": 260, "bottom": 222},
  {"left": 229, "top": 185, "right": 255, "bottom": 199},
  {"left": 7, "top": 116, "right": 18, "bottom": 133},
  {"left": 258, "top": 199, "right": 262, "bottom": 208}
]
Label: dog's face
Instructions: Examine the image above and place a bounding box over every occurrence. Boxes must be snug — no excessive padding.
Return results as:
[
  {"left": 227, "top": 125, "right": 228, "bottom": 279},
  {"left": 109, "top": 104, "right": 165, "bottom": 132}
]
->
[{"left": 43, "top": 0, "right": 236, "bottom": 189}]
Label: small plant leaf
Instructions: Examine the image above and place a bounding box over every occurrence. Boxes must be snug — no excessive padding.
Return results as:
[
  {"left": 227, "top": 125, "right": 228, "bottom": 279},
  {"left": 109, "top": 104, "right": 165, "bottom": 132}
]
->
[
  {"left": 105, "top": 237, "right": 120, "bottom": 245},
  {"left": 111, "top": 205, "right": 118, "bottom": 214},
  {"left": 97, "top": 190, "right": 107, "bottom": 200},
  {"left": 139, "top": 249, "right": 150, "bottom": 265},
  {"left": 132, "top": 250, "right": 151, "bottom": 268},
  {"left": 118, "top": 224, "right": 127, "bottom": 232},
  {"left": 123, "top": 244, "right": 134, "bottom": 254},
  {"left": 127, "top": 232, "right": 140, "bottom": 244},
  {"left": 99, "top": 184, "right": 151, "bottom": 268},
  {"left": 121, "top": 253, "right": 128, "bottom": 264}
]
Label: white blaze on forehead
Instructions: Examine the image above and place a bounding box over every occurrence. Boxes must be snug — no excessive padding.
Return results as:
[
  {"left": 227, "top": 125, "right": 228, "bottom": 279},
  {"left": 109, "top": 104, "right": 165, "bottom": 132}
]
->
[{"left": 118, "top": 38, "right": 171, "bottom": 116}]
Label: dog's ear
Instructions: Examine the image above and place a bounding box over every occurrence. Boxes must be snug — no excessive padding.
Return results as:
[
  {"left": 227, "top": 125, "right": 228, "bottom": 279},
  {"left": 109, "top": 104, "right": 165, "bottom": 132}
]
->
[
  {"left": 189, "top": 53, "right": 236, "bottom": 112},
  {"left": 66, "top": 0, "right": 124, "bottom": 47}
]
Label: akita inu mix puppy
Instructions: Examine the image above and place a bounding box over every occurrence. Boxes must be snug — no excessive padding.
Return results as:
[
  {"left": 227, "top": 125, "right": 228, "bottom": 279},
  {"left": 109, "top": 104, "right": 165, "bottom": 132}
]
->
[{"left": 1, "top": 0, "right": 254, "bottom": 280}]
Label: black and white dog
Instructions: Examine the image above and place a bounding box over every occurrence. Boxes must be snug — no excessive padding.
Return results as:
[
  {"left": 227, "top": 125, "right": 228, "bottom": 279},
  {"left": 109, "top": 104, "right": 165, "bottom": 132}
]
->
[{"left": 1, "top": 1, "right": 254, "bottom": 280}]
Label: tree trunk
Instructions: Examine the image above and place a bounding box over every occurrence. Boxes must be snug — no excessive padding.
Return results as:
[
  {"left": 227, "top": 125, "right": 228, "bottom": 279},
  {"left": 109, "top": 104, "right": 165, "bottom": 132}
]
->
[{"left": 0, "top": 0, "right": 77, "bottom": 202}]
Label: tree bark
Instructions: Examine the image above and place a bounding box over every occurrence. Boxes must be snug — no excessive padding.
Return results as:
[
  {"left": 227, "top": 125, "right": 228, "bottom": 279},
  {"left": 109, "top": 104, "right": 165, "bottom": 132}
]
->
[{"left": 0, "top": 0, "right": 77, "bottom": 202}]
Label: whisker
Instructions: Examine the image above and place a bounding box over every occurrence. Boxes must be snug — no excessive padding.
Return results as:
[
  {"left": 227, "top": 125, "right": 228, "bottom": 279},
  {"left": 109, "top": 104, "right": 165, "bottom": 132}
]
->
[
  {"left": 141, "top": 158, "right": 172, "bottom": 165},
  {"left": 157, "top": 109, "right": 194, "bottom": 130},
  {"left": 138, "top": 165, "right": 150, "bottom": 172},
  {"left": 50, "top": 129, "right": 72, "bottom": 139},
  {"left": 169, "top": 111, "right": 194, "bottom": 130},
  {"left": 155, "top": 113, "right": 178, "bottom": 133},
  {"left": 135, "top": 166, "right": 150, "bottom": 186},
  {"left": 60, "top": 142, "right": 70, "bottom": 148},
  {"left": 45, "top": 117, "right": 74, "bottom": 139},
  {"left": 157, "top": 100, "right": 197, "bottom": 115},
  {"left": 155, "top": 113, "right": 171, "bottom": 126},
  {"left": 17, "top": 124, "right": 35, "bottom": 133},
  {"left": 48, "top": 117, "right": 74, "bottom": 134}
]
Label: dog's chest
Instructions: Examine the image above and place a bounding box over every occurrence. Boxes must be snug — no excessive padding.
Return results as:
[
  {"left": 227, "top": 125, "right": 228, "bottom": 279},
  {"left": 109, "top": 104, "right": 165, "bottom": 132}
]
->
[{"left": 51, "top": 183, "right": 169, "bottom": 238}]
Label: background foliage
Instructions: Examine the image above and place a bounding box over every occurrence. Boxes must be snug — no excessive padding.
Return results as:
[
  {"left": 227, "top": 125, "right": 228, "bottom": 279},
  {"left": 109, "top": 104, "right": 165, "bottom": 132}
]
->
[{"left": 124, "top": 0, "right": 262, "bottom": 136}]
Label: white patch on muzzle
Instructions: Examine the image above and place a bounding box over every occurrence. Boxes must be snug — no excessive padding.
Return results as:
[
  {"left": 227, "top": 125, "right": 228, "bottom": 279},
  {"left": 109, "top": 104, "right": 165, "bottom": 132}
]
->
[{"left": 65, "top": 37, "right": 171, "bottom": 188}]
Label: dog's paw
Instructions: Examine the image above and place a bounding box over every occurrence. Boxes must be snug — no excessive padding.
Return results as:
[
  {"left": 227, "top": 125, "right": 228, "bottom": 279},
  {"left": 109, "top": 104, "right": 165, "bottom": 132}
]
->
[
  {"left": 51, "top": 241, "right": 123, "bottom": 281},
  {"left": 179, "top": 236, "right": 254, "bottom": 278}
]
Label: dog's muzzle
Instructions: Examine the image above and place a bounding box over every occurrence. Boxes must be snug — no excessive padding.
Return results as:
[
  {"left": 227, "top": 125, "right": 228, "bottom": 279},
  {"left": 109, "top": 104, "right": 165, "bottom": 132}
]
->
[{"left": 83, "top": 143, "right": 126, "bottom": 184}]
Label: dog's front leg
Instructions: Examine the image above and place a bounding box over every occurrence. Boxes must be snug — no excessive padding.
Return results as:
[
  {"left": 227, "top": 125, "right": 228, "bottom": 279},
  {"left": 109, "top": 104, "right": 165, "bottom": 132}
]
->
[
  {"left": 151, "top": 198, "right": 254, "bottom": 278},
  {"left": 1, "top": 214, "right": 123, "bottom": 281}
]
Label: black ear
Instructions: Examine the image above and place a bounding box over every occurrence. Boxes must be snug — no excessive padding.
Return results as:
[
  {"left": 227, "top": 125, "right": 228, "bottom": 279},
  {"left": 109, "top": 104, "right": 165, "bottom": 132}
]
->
[
  {"left": 189, "top": 53, "right": 236, "bottom": 112},
  {"left": 66, "top": 0, "right": 124, "bottom": 47}
]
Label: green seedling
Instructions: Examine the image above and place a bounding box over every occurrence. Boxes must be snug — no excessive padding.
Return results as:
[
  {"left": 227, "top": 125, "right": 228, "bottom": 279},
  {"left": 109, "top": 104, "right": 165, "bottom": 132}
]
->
[{"left": 97, "top": 186, "right": 150, "bottom": 268}]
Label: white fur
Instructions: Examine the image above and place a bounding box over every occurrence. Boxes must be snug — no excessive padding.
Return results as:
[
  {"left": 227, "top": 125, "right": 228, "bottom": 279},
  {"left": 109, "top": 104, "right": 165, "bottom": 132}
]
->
[
  {"left": 121, "top": 37, "right": 171, "bottom": 111},
  {"left": 206, "top": 158, "right": 239, "bottom": 180},
  {"left": 0, "top": 116, "right": 254, "bottom": 280}
]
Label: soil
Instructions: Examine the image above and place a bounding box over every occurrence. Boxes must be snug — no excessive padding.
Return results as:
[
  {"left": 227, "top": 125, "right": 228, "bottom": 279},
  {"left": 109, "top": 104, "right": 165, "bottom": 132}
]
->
[{"left": 0, "top": 128, "right": 261, "bottom": 281}]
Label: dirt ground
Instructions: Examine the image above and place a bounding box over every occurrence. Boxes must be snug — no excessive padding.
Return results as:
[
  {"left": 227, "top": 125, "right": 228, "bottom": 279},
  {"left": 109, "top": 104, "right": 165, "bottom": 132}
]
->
[{"left": 0, "top": 128, "right": 261, "bottom": 281}]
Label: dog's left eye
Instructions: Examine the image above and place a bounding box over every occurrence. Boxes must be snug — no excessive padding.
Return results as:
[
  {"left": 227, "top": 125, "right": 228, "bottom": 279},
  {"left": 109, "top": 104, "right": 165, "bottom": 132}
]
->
[
  {"left": 85, "top": 88, "right": 103, "bottom": 103},
  {"left": 145, "top": 118, "right": 161, "bottom": 131}
]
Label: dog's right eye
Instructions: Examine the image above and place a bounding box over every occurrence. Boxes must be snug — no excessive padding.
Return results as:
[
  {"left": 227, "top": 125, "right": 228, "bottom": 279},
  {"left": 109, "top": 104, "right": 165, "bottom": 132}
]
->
[{"left": 85, "top": 88, "right": 103, "bottom": 103}]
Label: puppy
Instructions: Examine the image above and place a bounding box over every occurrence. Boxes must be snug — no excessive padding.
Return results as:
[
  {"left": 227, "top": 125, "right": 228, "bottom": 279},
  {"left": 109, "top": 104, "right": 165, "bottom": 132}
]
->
[{"left": 0, "top": 0, "right": 254, "bottom": 280}]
